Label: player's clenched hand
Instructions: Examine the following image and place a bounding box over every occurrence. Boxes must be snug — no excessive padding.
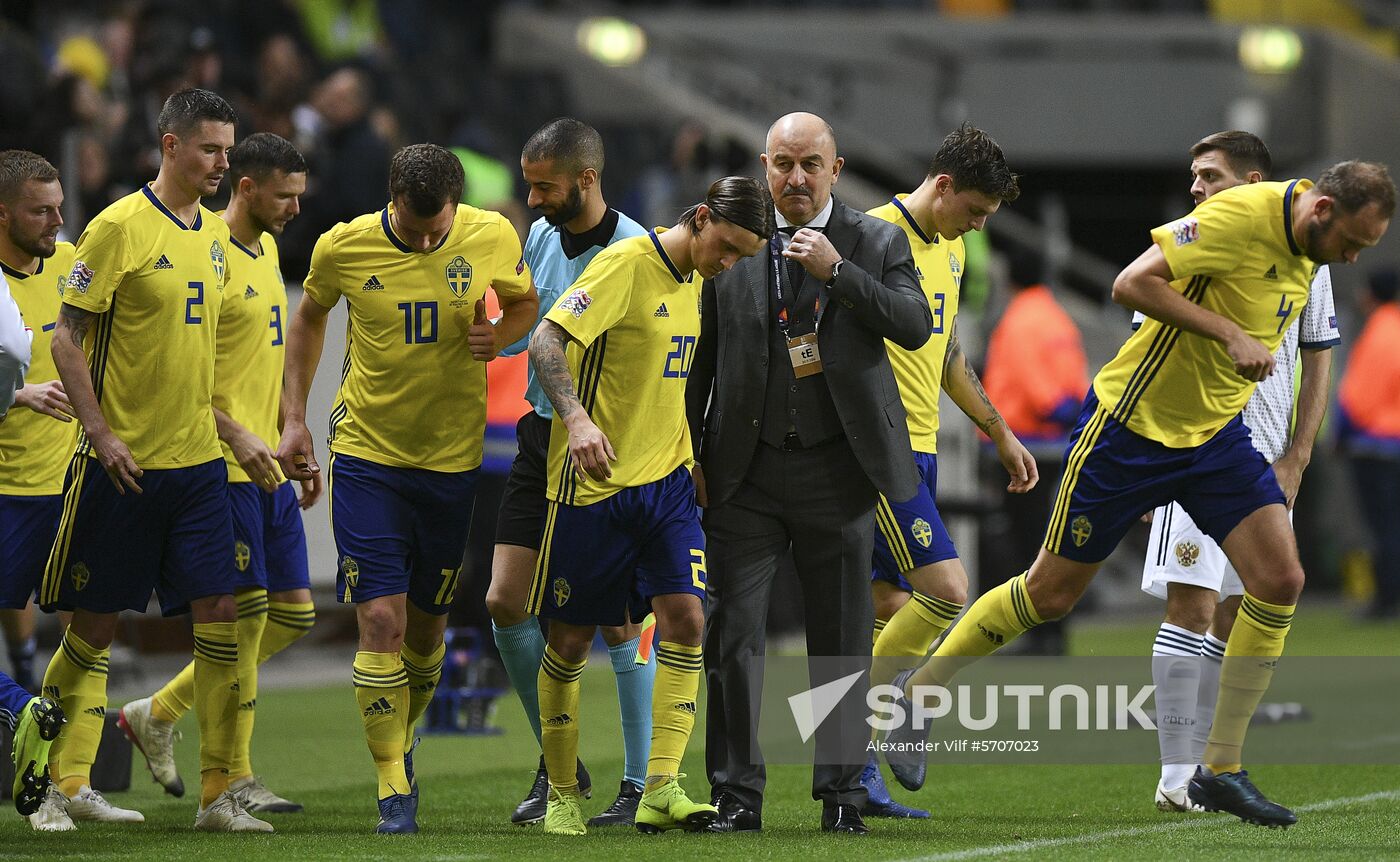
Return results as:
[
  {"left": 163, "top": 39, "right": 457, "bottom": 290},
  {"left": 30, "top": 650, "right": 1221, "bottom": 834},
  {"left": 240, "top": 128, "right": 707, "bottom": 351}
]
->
[
  {"left": 231, "top": 426, "right": 283, "bottom": 494},
  {"left": 564, "top": 413, "right": 615, "bottom": 481},
  {"left": 14, "top": 380, "right": 74, "bottom": 422},
  {"left": 275, "top": 421, "right": 320, "bottom": 482},
  {"left": 996, "top": 433, "right": 1039, "bottom": 494},
  {"left": 468, "top": 299, "right": 498, "bottom": 362},
  {"left": 297, "top": 472, "right": 324, "bottom": 510},
  {"left": 90, "top": 429, "right": 143, "bottom": 495},
  {"left": 1225, "top": 330, "right": 1275, "bottom": 382}
]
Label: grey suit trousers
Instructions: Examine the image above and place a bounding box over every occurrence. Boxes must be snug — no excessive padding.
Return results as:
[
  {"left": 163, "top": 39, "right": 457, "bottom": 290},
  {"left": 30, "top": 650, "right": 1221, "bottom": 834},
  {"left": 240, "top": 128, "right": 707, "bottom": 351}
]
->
[{"left": 703, "top": 436, "right": 876, "bottom": 811}]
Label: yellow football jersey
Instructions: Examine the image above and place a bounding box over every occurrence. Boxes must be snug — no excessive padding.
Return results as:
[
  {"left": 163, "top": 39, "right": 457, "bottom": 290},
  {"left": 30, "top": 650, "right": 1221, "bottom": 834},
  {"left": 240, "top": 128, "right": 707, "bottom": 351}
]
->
[
  {"left": 544, "top": 229, "right": 698, "bottom": 506},
  {"left": 65, "top": 186, "right": 229, "bottom": 467},
  {"left": 1093, "top": 180, "right": 1315, "bottom": 448},
  {"left": 0, "top": 243, "right": 80, "bottom": 493},
  {"left": 303, "top": 203, "right": 532, "bottom": 472},
  {"left": 214, "top": 232, "right": 288, "bottom": 483},
  {"left": 867, "top": 195, "right": 962, "bottom": 453}
]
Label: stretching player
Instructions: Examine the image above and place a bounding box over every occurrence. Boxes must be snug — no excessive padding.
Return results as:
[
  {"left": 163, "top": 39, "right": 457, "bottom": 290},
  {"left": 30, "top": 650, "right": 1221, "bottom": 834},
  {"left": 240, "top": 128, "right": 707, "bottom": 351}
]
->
[
  {"left": 488, "top": 118, "right": 650, "bottom": 826},
  {"left": 1139, "top": 132, "right": 1337, "bottom": 812},
  {"left": 885, "top": 160, "right": 1393, "bottom": 828},
  {"left": 277, "top": 143, "right": 538, "bottom": 834},
  {"left": 121, "top": 133, "right": 318, "bottom": 815},
  {"left": 528, "top": 176, "right": 772, "bottom": 835},
  {"left": 863, "top": 124, "right": 1034, "bottom": 818}
]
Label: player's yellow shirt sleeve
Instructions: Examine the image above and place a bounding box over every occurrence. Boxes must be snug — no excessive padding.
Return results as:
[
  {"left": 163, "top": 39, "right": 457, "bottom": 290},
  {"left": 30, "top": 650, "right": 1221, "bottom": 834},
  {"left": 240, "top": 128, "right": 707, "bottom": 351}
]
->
[
  {"left": 1151, "top": 190, "right": 1256, "bottom": 281},
  {"left": 63, "top": 218, "right": 132, "bottom": 314},
  {"left": 542, "top": 252, "right": 634, "bottom": 347},
  {"left": 0, "top": 243, "right": 80, "bottom": 494},
  {"left": 491, "top": 218, "right": 532, "bottom": 301},
  {"left": 301, "top": 229, "right": 342, "bottom": 309}
]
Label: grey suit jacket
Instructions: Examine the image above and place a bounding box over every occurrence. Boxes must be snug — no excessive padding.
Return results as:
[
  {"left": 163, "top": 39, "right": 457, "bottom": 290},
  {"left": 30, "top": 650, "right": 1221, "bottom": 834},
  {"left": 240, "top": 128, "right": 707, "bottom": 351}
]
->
[{"left": 686, "top": 197, "right": 931, "bottom": 507}]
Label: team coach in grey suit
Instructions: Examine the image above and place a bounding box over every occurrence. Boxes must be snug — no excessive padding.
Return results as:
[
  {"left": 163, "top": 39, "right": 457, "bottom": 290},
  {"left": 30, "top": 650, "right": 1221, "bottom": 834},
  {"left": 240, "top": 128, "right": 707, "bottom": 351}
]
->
[{"left": 686, "top": 112, "right": 931, "bottom": 835}]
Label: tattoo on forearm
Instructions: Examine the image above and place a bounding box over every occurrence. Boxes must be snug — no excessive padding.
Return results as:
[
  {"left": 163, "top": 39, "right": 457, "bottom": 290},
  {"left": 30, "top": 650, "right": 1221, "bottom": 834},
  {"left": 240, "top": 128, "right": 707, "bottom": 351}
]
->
[
  {"left": 532, "top": 324, "right": 583, "bottom": 421},
  {"left": 58, "top": 304, "right": 94, "bottom": 349},
  {"left": 944, "top": 331, "right": 1004, "bottom": 435}
]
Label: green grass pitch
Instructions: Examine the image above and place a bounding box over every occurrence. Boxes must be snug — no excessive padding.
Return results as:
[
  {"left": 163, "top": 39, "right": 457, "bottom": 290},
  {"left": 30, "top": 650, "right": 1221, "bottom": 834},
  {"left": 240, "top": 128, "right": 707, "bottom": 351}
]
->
[{"left": 4, "top": 606, "right": 1397, "bottom": 860}]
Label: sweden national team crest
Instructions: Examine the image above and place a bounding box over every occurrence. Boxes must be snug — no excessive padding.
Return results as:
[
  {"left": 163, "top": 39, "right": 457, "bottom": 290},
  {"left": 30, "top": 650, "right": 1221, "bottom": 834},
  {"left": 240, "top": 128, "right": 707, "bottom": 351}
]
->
[
  {"left": 446, "top": 255, "right": 473, "bottom": 298},
  {"left": 553, "top": 577, "right": 571, "bottom": 608},
  {"left": 1174, "top": 541, "right": 1200, "bottom": 568},
  {"left": 234, "top": 541, "right": 251, "bottom": 572},
  {"left": 949, "top": 254, "right": 962, "bottom": 289},
  {"left": 1070, "top": 515, "right": 1092, "bottom": 548},
  {"left": 911, "top": 518, "right": 933, "bottom": 549},
  {"left": 341, "top": 556, "right": 360, "bottom": 587},
  {"left": 210, "top": 239, "right": 226, "bottom": 286},
  {"left": 71, "top": 562, "right": 90, "bottom": 592}
]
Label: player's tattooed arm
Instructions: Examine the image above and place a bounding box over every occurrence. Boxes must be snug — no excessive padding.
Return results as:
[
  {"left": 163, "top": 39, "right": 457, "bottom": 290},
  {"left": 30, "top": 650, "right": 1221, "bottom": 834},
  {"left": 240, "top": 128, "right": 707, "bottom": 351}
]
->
[
  {"left": 941, "top": 328, "right": 1003, "bottom": 436},
  {"left": 52, "top": 302, "right": 143, "bottom": 493},
  {"left": 57, "top": 302, "right": 94, "bottom": 349},
  {"left": 529, "top": 319, "right": 582, "bottom": 420}
]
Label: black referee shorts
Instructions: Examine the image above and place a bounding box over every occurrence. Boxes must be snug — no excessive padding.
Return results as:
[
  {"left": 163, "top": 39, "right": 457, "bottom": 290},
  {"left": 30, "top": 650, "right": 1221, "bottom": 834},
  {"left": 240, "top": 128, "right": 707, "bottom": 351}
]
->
[{"left": 495, "top": 410, "right": 552, "bottom": 549}]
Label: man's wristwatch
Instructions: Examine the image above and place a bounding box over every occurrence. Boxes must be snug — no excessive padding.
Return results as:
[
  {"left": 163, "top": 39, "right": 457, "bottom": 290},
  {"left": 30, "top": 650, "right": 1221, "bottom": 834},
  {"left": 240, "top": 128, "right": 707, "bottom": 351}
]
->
[{"left": 826, "top": 258, "right": 844, "bottom": 285}]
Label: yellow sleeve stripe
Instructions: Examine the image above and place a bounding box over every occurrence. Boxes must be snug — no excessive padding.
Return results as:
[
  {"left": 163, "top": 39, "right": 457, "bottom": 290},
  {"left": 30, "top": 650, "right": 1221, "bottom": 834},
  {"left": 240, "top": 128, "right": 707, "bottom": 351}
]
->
[
  {"left": 41, "top": 455, "right": 93, "bottom": 606},
  {"left": 557, "top": 333, "right": 608, "bottom": 506},
  {"left": 1110, "top": 276, "right": 1211, "bottom": 425},
  {"left": 1043, "top": 404, "right": 1110, "bottom": 555},
  {"left": 876, "top": 496, "right": 916, "bottom": 572},
  {"left": 527, "top": 500, "right": 560, "bottom": 616}
]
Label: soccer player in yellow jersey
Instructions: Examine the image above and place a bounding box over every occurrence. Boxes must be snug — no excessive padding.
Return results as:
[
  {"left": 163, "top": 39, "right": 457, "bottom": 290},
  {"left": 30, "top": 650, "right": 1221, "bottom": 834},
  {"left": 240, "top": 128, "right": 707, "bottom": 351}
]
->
[
  {"left": 0, "top": 151, "right": 79, "bottom": 691},
  {"left": 0, "top": 149, "right": 75, "bottom": 817},
  {"left": 862, "top": 124, "right": 1035, "bottom": 818},
  {"left": 120, "top": 133, "right": 317, "bottom": 816},
  {"left": 885, "top": 161, "right": 1395, "bottom": 827},
  {"left": 527, "top": 176, "right": 773, "bottom": 836},
  {"left": 276, "top": 143, "right": 539, "bottom": 834},
  {"left": 36, "top": 88, "right": 272, "bottom": 833}
]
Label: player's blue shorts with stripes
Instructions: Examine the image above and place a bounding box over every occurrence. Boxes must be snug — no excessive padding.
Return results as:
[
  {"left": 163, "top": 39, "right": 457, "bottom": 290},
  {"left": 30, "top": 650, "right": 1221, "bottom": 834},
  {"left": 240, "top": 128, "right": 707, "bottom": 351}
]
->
[
  {"left": 872, "top": 451, "right": 958, "bottom": 591},
  {"left": 1043, "top": 389, "right": 1285, "bottom": 564},
  {"left": 0, "top": 494, "right": 62, "bottom": 609},
  {"left": 40, "top": 456, "right": 236, "bottom": 615},
  {"left": 328, "top": 453, "right": 477, "bottom": 613},
  {"left": 227, "top": 481, "right": 310, "bottom": 594},
  {"left": 529, "top": 465, "right": 705, "bottom": 627}
]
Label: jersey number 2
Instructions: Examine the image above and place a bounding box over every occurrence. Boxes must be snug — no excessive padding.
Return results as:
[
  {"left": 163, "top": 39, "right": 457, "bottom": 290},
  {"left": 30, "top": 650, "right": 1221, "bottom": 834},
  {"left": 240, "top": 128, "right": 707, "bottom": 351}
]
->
[{"left": 185, "top": 282, "right": 204, "bottom": 324}]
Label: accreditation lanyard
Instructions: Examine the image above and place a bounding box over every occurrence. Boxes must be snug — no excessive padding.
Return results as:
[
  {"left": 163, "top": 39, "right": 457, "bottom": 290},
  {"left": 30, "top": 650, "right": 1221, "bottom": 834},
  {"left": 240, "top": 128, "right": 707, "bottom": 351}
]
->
[
  {"left": 771, "top": 233, "right": 826, "bottom": 378},
  {"left": 770, "top": 233, "right": 827, "bottom": 339}
]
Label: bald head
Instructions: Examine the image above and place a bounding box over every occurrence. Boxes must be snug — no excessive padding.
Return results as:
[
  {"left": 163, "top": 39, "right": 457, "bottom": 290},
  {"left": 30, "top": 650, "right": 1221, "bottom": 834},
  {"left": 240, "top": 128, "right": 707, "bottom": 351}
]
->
[{"left": 762, "top": 112, "right": 843, "bottom": 225}]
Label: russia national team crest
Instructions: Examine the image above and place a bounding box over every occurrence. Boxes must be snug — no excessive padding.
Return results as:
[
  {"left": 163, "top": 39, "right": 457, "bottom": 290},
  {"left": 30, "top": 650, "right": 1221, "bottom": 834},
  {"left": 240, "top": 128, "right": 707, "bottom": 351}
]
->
[
  {"left": 71, "top": 562, "right": 90, "bottom": 592},
  {"left": 234, "top": 541, "right": 251, "bottom": 572},
  {"left": 210, "top": 239, "right": 226, "bottom": 285},
  {"left": 341, "top": 556, "right": 360, "bottom": 587},
  {"left": 911, "top": 518, "right": 933, "bottom": 548},
  {"left": 446, "top": 255, "right": 473, "bottom": 298},
  {"left": 553, "top": 577, "right": 571, "bottom": 608},
  {"left": 1174, "top": 541, "right": 1200, "bottom": 568},
  {"left": 1070, "top": 515, "right": 1092, "bottom": 548}
]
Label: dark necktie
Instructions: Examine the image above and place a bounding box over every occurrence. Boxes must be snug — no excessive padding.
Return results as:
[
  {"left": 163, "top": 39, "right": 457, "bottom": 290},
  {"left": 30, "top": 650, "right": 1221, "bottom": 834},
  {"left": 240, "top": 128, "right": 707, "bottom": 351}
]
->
[{"left": 779, "top": 224, "right": 824, "bottom": 312}]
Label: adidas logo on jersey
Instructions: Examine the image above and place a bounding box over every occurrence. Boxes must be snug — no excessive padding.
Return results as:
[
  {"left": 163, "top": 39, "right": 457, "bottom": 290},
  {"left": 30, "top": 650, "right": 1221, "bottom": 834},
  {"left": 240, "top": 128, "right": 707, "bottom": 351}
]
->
[
  {"left": 362, "top": 275, "right": 385, "bottom": 291},
  {"left": 84, "top": 706, "right": 106, "bottom": 717},
  {"left": 244, "top": 285, "right": 258, "bottom": 300},
  {"left": 362, "top": 697, "right": 395, "bottom": 716},
  {"left": 673, "top": 701, "right": 697, "bottom": 715},
  {"left": 543, "top": 713, "right": 573, "bottom": 727},
  {"left": 1264, "top": 265, "right": 1278, "bottom": 280},
  {"left": 654, "top": 303, "right": 670, "bottom": 318},
  {"left": 43, "top": 685, "right": 60, "bottom": 699},
  {"left": 154, "top": 255, "right": 174, "bottom": 270}
]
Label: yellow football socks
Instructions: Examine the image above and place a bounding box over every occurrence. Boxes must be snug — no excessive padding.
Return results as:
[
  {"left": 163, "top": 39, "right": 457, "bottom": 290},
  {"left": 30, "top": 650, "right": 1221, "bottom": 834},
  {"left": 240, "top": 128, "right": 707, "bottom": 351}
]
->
[
  {"left": 401, "top": 640, "right": 445, "bottom": 752},
  {"left": 873, "top": 591, "right": 963, "bottom": 687},
  {"left": 192, "top": 621, "right": 239, "bottom": 806},
  {"left": 353, "top": 650, "right": 410, "bottom": 799},
  {"left": 647, "top": 641, "right": 702, "bottom": 787},
  {"left": 228, "top": 590, "right": 269, "bottom": 781},
  {"left": 42, "top": 628, "right": 109, "bottom": 797},
  {"left": 1204, "top": 592, "right": 1294, "bottom": 775},
  {"left": 260, "top": 599, "right": 315, "bottom": 662},
  {"left": 915, "top": 573, "right": 1040, "bottom": 688},
  {"left": 538, "top": 646, "right": 585, "bottom": 793}
]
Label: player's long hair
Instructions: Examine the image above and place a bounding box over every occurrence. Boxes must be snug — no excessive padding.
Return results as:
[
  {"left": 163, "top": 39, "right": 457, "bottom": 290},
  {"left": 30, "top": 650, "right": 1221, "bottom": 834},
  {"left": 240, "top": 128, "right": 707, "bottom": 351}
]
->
[{"left": 679, "top": 176, "right": 776, "bottom": 241}]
